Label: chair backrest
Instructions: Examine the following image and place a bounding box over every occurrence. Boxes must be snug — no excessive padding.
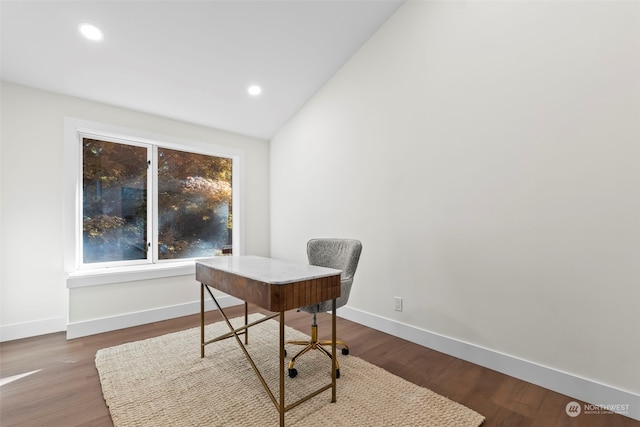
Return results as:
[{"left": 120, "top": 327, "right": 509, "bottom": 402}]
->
[
  {"left": 307, "top": 238, "right": 362, "bottom": 281},
  {"left": 303, "top": 238, "right": 362, "bottom": 312}
]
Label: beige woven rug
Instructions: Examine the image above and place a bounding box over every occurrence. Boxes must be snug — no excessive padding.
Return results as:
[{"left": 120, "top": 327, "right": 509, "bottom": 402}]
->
[{"left": 96, "top": 315, "right": 484, "bottom": 426}]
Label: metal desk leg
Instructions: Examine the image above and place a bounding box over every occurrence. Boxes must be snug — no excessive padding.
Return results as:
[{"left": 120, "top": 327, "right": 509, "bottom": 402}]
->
[
  {"left": 200, "top": 283, "right": 205, "bottom": 358},
  {"left": 279, "top": 311, "right": 285, "bottom": 426},
  {"left": 245, "top": 301, "right": 249, "bottom": 345},
  {"left": 332, "top": 298, "right": 337, "bottom": 402}
]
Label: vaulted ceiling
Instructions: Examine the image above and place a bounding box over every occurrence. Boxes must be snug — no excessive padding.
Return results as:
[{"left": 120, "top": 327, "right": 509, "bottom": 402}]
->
[{"left": 1, "top": 1, "right": 403, "bottom": 140}]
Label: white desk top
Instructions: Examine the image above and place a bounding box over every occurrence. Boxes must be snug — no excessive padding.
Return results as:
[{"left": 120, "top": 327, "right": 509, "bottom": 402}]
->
[{"left": 196, "top": 255, "right": 341, "bottom": 285}]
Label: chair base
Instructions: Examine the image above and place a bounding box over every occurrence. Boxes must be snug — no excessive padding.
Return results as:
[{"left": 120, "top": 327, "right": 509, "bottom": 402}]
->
[{"left": 286, "top": 324, "right": 348, "bottom": 377}]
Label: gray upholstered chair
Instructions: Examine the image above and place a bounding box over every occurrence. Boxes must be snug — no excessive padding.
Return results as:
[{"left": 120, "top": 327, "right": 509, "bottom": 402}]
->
[{"left": 286, "top": 238, "right": 362, "bottom": 378}]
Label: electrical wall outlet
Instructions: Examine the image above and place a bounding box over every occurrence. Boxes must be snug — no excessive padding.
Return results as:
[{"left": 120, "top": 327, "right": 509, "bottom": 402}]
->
[{"left": 394, "top": 296, "right": 403, "bottom": 312}]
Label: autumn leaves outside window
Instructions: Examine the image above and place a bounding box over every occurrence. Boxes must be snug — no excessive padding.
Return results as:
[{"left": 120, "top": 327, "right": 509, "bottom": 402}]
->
[{"left": 82, "top": 137, "right": 233, "bottom": 265}]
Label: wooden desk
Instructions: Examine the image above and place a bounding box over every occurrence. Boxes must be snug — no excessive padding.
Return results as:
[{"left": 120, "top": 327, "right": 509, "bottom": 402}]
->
[{"left": 196, "top": 256, "right": 342, "bottom": 426}]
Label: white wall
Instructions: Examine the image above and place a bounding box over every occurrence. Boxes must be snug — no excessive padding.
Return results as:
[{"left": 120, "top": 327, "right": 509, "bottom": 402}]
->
[
  {"left": 271, "top": 0, "right": 640, "bottom": 400},
  {"left": 0, "top": 81, "right": 269, "bottom": 340}
]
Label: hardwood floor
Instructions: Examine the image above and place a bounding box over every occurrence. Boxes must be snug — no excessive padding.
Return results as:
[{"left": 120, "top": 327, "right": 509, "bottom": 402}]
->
[{"left": 1, "top": 305, "right": 637, "bottom": 427}]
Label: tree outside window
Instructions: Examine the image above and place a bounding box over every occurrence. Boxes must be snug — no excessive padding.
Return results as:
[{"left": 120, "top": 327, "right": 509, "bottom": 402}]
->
[
  {"left": 157, "top": 148, "right": 232, "bottom": 259},
  {"left": 82, "top": 137, "right": 232, "bottom": 265}
]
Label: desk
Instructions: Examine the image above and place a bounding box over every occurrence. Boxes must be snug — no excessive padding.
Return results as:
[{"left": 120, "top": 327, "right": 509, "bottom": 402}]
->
[{"left": 196, "top": 256, "right": 342, "bottom": 426}]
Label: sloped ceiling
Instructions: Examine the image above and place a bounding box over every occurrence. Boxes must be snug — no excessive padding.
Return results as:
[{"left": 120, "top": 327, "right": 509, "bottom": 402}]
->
[{"left": 1, "top": 0, "right": 403, "bottom": 140}]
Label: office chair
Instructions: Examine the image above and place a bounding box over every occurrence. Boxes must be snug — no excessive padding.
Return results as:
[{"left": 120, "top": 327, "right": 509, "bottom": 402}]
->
[{"left": 286, "top": 238, "right": 362, "bottom": 378}]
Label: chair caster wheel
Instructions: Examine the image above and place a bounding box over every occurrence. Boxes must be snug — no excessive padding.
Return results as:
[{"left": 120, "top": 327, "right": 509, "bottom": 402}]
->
[
  {"left": 288, "top": 368, "right": 298, "bottom": 378},
  {"left": 341, "top": 348, "right": 349, "bottom": 355}
]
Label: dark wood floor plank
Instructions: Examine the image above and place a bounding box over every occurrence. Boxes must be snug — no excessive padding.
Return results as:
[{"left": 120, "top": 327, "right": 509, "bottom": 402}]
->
[{"left": 1, "top": 305, "right": 637, "bottom": 427}]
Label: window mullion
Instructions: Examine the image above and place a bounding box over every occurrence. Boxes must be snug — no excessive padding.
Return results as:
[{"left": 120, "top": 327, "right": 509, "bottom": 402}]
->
[{"left": 150, "top": 145, "right": 158, "bottom": 263}]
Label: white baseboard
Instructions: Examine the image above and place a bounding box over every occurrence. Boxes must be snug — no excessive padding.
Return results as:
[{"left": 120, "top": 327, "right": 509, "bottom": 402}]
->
[
  {"left": 338, "top": 306, "right": 640, "bottom": 422},
  {"left": 66, "top": 295, "right": 243, "bottom": 340},
  {"left": 0, "top": 316, "right": 67, "bottom": 342}
]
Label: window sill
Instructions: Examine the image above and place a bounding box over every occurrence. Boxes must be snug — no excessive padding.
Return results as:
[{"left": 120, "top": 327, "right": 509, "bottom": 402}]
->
[{"left": 66, "top": 261, "right": 196, "bottom": 288}]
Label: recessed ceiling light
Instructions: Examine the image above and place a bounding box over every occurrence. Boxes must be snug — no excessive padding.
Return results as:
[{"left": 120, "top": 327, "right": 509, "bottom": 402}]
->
[
  {"left": 247, "top": 85, "right": 262, "bottom": 96},
  {"left": 79, "top": 23, "right": 104, "bottom": 41}
]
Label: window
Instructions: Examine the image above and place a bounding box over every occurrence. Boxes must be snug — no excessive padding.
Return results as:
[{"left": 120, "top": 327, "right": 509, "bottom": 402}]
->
[
  {"left": 82, "top": 138, "right": 149, "bottom": 264},
  {"left": 65, "top": 119, "right": 241, "bottom": 280},
  {"left": 81, "top": 135, "right": 233, "bottom": 268},
  {"left": 156, "top": 147, "right": 232, "bottom": 260}
]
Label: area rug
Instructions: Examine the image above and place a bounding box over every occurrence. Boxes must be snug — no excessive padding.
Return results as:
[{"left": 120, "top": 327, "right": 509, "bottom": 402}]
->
[{"left": 96, "top": 315, "right": 484, "bottom": 426}]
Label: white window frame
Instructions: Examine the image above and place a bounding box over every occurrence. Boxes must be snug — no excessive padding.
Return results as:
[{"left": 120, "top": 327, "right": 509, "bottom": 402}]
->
[{"left": 64, "top": 118, "right": 244, "bottom": 288}]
